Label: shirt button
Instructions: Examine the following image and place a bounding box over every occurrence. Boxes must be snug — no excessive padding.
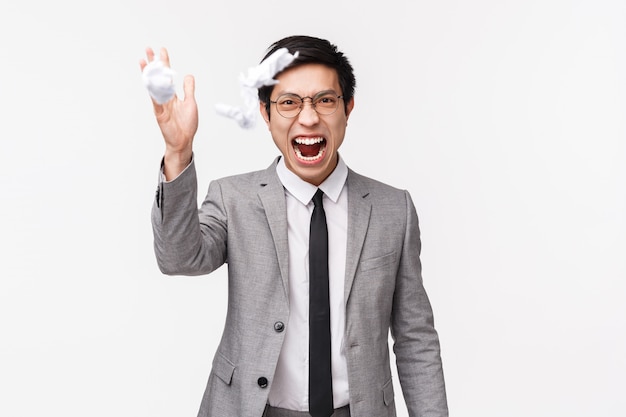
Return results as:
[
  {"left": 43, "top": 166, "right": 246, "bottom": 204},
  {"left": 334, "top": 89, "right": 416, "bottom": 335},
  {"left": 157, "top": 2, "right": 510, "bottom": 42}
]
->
[
  {"left": 274, "top": 321, "right": 285, "bottom": 332},
  {"left": 257, "top": 377, "right": 269, "bottom": 388}
]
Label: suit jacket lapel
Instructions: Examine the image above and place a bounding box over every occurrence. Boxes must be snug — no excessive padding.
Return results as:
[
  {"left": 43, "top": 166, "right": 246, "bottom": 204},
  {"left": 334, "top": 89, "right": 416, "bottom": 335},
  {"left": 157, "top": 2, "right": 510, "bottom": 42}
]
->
[
  {"left": 256, "top": 161, "right": 372, "bottom": 306},
  {"left": 257, "top": 158, "right": 290, "bottom": 301},
  {"left": 344, "top": 169, "right": 372, "bottom": 305}
]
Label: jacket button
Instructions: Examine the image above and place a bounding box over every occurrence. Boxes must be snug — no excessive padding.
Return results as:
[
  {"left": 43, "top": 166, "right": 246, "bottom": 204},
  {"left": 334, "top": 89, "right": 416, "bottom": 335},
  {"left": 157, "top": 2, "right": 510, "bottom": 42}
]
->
[
  {"left": 274, "top": 321, "right": 285, "bottom": 332},
  {"left": 257, "top": 377, "right": 268, "bottom": 388}
]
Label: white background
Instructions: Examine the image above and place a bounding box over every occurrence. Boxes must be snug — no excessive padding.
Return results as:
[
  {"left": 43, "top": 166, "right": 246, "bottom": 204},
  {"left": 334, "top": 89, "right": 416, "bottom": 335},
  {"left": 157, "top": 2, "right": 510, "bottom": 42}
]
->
[{"left": 1, "top": 1, "right": 625, "bottom": 416}]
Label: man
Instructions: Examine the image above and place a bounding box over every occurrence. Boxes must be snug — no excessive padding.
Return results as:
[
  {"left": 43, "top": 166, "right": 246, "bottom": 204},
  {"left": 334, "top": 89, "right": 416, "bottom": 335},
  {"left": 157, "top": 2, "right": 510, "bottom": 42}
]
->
[{"left": 141, "top": 35, "right": 448, "bottom": 417}]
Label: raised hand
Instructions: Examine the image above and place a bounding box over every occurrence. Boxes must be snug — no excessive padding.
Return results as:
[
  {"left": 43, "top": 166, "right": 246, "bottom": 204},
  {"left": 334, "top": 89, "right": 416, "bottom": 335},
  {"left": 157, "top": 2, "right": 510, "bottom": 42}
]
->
[{"left": 140, "top": 47, "right": 198, "bottom": 180}]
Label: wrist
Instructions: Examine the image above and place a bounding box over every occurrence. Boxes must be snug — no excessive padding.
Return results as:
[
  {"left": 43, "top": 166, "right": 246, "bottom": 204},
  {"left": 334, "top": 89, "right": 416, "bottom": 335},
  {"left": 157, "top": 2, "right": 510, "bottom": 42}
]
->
[{"left": 163, "top": 149, "right": 192, "bottom": 181}]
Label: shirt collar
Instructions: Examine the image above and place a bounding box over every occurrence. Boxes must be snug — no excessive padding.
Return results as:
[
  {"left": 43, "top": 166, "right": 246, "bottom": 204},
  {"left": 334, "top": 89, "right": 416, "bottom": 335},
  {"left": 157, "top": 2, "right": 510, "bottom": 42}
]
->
[{"left": 276, "top": 155, "right": 348, "bottom": 205}]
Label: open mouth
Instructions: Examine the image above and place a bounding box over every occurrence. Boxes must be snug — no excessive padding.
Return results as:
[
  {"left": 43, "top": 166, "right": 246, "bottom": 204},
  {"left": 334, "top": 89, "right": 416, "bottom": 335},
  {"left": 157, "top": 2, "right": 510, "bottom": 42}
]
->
[{"left": 293, "top": 137, "right": 327, "bottom": 162}]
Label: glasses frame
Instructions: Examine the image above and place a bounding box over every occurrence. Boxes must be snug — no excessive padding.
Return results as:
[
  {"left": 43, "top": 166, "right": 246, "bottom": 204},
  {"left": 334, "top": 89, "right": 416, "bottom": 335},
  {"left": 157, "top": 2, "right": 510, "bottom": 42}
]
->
[{"left": 269, "top": 90, "right": 344, "bottom": 119}]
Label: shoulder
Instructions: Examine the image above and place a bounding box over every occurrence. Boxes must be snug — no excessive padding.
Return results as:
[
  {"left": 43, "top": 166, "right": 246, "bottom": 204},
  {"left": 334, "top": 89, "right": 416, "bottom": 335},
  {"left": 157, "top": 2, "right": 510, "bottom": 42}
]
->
[
  {"left": 216, "top": 168, "right": 269, "bottom": 185},
  {"left": 347, "top": 168, "right": 409, "bottom": 200},
  {"left": 347, "top": 168, "right": 420, "bottom": 221},
  {"left": 211, "top": 158, "right": 280, "bottom": 192},
  {"left": 219, "top": 157, "right": 278, "bottom": 182}
]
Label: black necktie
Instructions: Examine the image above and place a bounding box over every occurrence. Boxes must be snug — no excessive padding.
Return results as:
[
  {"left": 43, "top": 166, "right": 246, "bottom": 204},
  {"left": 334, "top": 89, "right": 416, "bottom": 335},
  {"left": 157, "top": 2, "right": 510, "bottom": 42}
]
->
[{"left": 309, "top": 189, "right": 333, "bottom": 417}]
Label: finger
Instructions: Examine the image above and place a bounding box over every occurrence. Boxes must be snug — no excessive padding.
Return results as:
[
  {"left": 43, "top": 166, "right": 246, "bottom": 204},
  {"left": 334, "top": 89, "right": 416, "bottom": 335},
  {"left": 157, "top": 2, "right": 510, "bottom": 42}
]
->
[
  {"left": 183, "top": 74, "right": 196, "bottom": 101},
  {"left": 139, "top": 47, "right": 155, "bottom": 72},
  {"left": 152, "top": 98, "right": 165, "bottom": 115},
  {"left": 160, "top": 47, "right": 171, "bottom": 68}
]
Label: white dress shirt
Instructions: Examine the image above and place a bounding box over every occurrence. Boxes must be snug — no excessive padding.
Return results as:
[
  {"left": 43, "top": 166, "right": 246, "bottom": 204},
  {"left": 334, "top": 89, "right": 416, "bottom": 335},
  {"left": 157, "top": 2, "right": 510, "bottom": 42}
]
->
[{"left": 268, "top": 156, "right": 350, "bottom": 410}]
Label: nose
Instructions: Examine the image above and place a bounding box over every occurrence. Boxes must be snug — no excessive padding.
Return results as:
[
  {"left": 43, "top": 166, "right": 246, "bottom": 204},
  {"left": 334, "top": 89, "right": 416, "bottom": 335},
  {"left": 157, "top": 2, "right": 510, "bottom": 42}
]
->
[{"left": 297, "top": 99, "right": 319, "bottom": 125}]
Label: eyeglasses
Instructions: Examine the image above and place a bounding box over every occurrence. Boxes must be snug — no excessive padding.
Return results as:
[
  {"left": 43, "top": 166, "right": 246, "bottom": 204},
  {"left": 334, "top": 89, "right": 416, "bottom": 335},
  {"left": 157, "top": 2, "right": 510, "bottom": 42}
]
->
[{"left": 270, "top": 91, "right": 344, "bottom": 118}]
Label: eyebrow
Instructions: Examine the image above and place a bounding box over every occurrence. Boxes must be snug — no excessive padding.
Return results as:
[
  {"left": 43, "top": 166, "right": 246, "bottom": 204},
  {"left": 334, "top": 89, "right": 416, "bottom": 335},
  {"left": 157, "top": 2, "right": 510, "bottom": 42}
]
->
[{"left": 274, "top": 89, "right": 339, "bottom": 98}]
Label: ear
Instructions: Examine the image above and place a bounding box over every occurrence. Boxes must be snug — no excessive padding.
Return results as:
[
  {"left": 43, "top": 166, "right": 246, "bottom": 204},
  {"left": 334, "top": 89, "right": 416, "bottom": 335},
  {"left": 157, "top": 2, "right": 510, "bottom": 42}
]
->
[
  {"left": 259, "top": 102, "right": 270, "bottom": 127},
  {"left": 345, "top": 97, "right": 355, "bottom": 121}
]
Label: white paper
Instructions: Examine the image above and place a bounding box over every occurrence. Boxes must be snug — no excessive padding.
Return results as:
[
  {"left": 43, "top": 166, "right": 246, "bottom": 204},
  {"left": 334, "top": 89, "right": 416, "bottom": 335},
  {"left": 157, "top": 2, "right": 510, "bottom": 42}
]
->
[
  {"left": 142, "top": 59, "right": 176, "bottom": 104},
  {"left": 215, "top": 48, "right": 299, "bottom": 129}
]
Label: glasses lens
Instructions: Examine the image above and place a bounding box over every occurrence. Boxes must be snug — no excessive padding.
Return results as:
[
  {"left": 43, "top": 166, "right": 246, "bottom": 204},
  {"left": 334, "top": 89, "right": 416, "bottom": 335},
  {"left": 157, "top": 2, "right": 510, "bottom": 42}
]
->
[
  {"left": 313, "top": 93, "right": 340, "bottom": 115},
  {"left": 275, "top": 94, "right": 302, "bottom": 118}
]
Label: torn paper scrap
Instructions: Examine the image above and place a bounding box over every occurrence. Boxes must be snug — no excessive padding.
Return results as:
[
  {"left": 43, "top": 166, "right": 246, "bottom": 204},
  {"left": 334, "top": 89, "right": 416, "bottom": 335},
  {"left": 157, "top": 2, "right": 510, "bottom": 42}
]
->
[{"left": 215, "top": 48, "right": 299, "bottom": 129}]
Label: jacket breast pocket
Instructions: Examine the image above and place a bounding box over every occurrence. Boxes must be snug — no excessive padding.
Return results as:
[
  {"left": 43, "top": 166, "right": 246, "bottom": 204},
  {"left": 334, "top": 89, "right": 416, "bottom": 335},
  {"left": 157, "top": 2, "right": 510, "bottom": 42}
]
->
[
  {"left": 212, "top": 352, "right": 236, "bottom": 385},
  {"left": 359, "top": 251, "right": 397, "bottom": 273}
]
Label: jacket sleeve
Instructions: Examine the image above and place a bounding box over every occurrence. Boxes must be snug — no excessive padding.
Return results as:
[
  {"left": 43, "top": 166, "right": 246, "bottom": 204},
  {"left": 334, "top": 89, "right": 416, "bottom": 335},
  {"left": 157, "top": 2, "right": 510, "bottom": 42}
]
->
[
  {"left": 391, "top": 190, "right": 448, "bottom": 416},
  {"left": 151, "top": 158, "right": 227, "bottom": 276}
]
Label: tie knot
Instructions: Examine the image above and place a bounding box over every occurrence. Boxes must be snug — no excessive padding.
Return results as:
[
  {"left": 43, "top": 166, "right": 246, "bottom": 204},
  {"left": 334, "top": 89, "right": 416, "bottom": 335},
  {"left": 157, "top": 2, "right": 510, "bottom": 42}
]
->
[{"left": 312, "top": 189, "right": 324, "bottom": 208}]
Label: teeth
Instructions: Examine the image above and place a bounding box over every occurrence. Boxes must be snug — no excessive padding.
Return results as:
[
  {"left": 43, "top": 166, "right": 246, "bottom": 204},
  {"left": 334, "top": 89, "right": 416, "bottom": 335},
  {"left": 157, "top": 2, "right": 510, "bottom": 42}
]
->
[
  {"left": 294, "top": 137, "right": 324, "bottom": 145},
  {"left": 293, "top": 137, "right": 325, "bottom": 162}
]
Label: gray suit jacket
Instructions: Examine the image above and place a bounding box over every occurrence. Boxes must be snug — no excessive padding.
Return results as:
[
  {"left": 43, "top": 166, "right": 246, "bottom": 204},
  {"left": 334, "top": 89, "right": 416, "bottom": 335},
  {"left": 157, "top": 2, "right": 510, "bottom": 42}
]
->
[{"left": 152, "top": 157, "right": 448, "bottom": 417}]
